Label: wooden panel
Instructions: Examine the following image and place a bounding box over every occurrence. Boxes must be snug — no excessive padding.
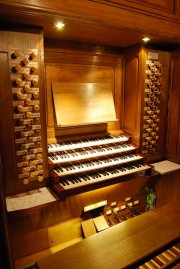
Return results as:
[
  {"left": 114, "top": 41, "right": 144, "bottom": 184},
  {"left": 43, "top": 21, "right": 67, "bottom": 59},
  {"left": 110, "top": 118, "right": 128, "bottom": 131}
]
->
[
  {"left": 122, "top": 56, "right": 141, "bottom": 145},
  {"left": 36, "top": 201, "right": 180, "bottom": 269},
  {"left": 44, "top": 39, "right": 123, "bottom": 66},
  {"left": 156, "top": 170, "right": 180, "bottom": 208},
  {"left": 8, "top": 176, "right": 151, "bottom": 236},
  {"left": 123, "top": 56, "right": 139, "bottom": 130},
  {"left": 0, "top": 52, "right": 17, "bottom": 190},
  {"left": 8, "top": 175, "right": 156, "bottom": 262},
  {"left": 0, "top": 147, "right": 14, "bottom": 269},
  {"left": 48, "top": 218, "right": 82, "bottom": 248},
  {"left": 45, "top": 44, "right": 123, "bottom": 142},
  {"left": 11, "top": 228, "right": 49, "bottom": 259},
  {"left": 45, "top": 64, "right": 117, "bottom": 141},
  {"left": 95, "top": 0, "right": 176, "bottom": 15},
  {"left": 9, "top": 170, "right": 180, "bottom": 265},
  {"left": 166, "top": 57, "right": 180, "bottom": 163},
  {"left": 127, "top": 0, "right": 175, "bottom": 12},
  {"left": 52, "top": 82, "right": 117, "bottom": 126}
]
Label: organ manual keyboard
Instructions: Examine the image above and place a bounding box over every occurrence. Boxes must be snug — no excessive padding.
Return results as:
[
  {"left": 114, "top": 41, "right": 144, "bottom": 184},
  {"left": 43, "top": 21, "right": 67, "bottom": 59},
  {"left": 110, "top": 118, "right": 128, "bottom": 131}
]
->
[{"left": 48, "top": 133, "right": 153, "bottom": 198}]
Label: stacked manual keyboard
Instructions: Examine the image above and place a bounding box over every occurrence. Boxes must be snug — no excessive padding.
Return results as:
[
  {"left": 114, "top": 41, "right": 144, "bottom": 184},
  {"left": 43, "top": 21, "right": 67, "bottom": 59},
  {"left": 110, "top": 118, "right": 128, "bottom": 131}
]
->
[{"left": 48, "top": 134, "right": 152, "bottom": 198}]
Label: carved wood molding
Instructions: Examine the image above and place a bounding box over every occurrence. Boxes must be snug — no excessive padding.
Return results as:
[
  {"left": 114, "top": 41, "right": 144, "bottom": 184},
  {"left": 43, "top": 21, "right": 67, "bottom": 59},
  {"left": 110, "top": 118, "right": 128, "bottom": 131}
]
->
[
  {"left": 0, "top": 0, "right": 180, "bottom": 47},
  {"left": 88, "top": 0, "right": 179, "bottom": 21}
]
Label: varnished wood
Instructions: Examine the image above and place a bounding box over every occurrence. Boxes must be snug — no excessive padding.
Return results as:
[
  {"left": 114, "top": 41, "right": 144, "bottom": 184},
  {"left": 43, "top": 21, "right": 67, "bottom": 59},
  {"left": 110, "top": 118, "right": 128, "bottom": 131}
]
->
[
  {"left": 100, "top": 0, "right": 176, "bottom": 14},
  {"left": 44, "top": 39, "right": 124, "bottom": 64},
  {"left": 44, "top": 43, "right": 123, "bottom": 142},
  {"left": 0, "top": 0, "right": 180, "bottom": 47},
  {"left": 36, "top": 201, "right": 180, "bottom": 269},
  {"left": 0, "top": 3, "right": 179, "bottom": 269},
  {"left": 0, "top": 50, "right": 17, "bottom": 194},
  {"left": 0, "top": 135, "right": 14, "bottom": 269},
  {"left": 8, "top": 176, "right": 151, "bottom": 235},
  {"left": 54, "top": 123, "right": 108, "bottom": 139},
  {"left": 8, "top": 169, "right": 180, "bottom": 268},
  {"left": 166, "top": 53, "right": 180, "bottom": 163},
  {"left": 123, "top": 55, "right": 140, "bottom": 144},
  {"left": 156, "top": 170, "right": 180, "bottom": 207},
  {"left": 8, "top": 175, "right": 156, "bottom": 264},
  {"left": 52, "top": 82, "right": 117, "bottom": 126}
]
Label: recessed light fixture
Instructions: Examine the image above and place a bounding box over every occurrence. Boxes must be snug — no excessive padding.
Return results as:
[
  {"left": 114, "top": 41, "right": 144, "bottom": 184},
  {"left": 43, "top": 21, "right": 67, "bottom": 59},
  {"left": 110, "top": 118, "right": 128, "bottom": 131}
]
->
[
  {"left": 142, "top": 37, "right": 150, "bottom": 42},
  {"left": 54, "top": 22, "right": 65, "bottom": 30}
]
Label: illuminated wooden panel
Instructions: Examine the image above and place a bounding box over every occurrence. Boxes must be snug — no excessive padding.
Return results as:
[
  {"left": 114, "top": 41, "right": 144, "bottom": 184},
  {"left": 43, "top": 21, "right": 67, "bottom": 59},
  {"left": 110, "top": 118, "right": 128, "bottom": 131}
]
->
[
  {"left": 122, "top": 56, "right": 140, "bottom": 146},
  {"left": 45, "top": 56, "right": 122, "bottom": 142},
  {"left": 52, "top": 82, "right": 117, "bottom": 126},
  {"left": 36, "top": 201, "right": 180, "bottom": 269}
]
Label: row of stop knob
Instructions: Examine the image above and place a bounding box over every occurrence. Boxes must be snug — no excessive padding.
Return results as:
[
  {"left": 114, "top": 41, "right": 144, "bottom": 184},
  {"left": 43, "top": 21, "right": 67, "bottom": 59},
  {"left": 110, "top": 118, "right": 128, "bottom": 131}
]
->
[
  {"left": 16, "top": 90, "right": 39, "bottom": 100},
  {"left": 146, "top": 134, "right": 159, "bottom": 141},
  {"left": 16, "top": 104, "right": 40, "bottom": 113},
  {"left": 13, "top": 77, "right": 38, "bottom": 87},
  {"left": 142, "top": 61, "right": 162, "bottom": 154},
  {"left": 11, "top": 50, "right": 37, "bottom": 61},
  {"left": 12, "top": 64, "right": 38, "bottom": 74}
]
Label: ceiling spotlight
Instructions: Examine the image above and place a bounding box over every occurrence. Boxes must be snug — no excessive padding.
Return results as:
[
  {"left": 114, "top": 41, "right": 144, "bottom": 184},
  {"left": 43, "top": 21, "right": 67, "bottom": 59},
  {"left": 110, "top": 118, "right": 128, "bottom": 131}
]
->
[
  {"left": 54, "top": 22, "right": 65, "bottom": 30},
  {"left": 142, "top": 37, "right": 150, "bottom": 42}
]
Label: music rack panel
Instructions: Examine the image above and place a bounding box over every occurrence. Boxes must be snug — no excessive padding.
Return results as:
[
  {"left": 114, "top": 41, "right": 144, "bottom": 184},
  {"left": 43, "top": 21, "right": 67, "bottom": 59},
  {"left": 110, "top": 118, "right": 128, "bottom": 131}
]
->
[{"left": 48, "top": 133, "right": 153, "bottom": 198}]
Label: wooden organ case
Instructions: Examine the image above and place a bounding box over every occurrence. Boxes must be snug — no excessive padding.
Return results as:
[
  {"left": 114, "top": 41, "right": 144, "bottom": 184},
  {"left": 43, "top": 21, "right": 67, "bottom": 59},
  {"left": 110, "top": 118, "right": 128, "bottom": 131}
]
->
[{"left": 0, "top": 28, "right": 180, "bottom": 269}]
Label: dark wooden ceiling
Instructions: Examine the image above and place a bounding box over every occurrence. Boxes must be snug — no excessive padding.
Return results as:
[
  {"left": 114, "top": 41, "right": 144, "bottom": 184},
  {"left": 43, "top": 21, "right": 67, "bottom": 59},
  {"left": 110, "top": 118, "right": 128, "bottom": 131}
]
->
[{"left": 0, "top": 0, "right": 180, "bottom": 48}]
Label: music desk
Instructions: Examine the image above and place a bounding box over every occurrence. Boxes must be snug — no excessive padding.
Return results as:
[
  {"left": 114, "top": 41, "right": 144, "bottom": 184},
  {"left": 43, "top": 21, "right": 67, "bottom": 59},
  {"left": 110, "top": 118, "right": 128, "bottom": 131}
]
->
[{"left": 36, "top": 201, "right": 180, "bottom": 269}]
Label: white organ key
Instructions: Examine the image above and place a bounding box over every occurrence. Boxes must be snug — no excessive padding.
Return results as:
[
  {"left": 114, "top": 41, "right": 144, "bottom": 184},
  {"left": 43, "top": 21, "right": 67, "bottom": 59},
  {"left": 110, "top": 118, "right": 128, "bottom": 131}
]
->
[
  {"left": 48, "top": 134, "right": 129, "bottom": 153},
  {"left": 57, "top": 164, "right": 150, "bottom": 191},
  {"left": 48, "top": 144, "right": 136, "bottom": 164},
  {"left": 54, "top": 154, "right": 143, "bottom": 176}
]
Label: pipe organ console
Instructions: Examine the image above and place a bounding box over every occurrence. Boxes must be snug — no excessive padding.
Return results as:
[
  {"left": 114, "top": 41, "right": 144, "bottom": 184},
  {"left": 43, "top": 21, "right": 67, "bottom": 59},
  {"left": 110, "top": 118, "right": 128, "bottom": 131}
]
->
[{"left": 0, "top": 27, "right": 179, "bottom": 269}]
